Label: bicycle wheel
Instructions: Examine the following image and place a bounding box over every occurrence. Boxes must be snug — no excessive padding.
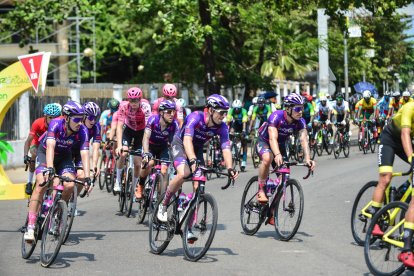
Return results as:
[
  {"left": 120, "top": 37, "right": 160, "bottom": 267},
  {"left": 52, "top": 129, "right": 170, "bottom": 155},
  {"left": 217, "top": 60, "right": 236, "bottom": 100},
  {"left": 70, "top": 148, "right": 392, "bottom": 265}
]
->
[
  {"left": 364, "top": 201, "right": 407, "bottom": 276},
  {"left": 363, "top": 129, "right": 369, "bottom": 154},
  {"left": 40, "top": 200, "right": 68, "bottom": 267},
  {"left": 251, "top": 139, "right": 260, "bottom": 168},
  {"left": 98, "top": 153, "right": 105, "bottom": 190},
  {"left": 183, "top": 193, "right": 218, "bottom": 262},
  {"left": 273, "top": 179, "right": 304, "bottom": 241},
  {"left": 118, "top": 169, "right": 127, "bottom": 213},
  {"left": 149, "top": 193, "right": 177, "bottom": 254},
  {"left": 231, "top": 143, "right": 238, "bottom": 170},
  {"left": 343, "top": 134, "right": 350, "bottom": 158},
  {"left": 350, "top": 181, "right": 379, "bottom": 246},
  {"left": 21, "top": 215, "right": 40, "bottom": 259},
  {"left": 333, "top": 132, "right": 341, "bottom": 159},
  {"left": 240, "top": 176, "right": 265, "bottom": 235},
  {"left": 370, "top": 133, "right": 376, "bottom": 153},
  {"left": 325, "top": 131, "right": 333, "bottom": 155},
  {"left": 125, "top": 170, "right": 134, "bottom": 218},
  {"left": 206, "top": 146, "right": 213, "bottom": 180},
  {"left": 295, "top": 136, "right": 304, "bottom": 162},
  {"left": 105, "top": 155, "right": 114, "bottom": 193},
  {"left": 63, "top": 185, "right": 77, "bottom": 244}
]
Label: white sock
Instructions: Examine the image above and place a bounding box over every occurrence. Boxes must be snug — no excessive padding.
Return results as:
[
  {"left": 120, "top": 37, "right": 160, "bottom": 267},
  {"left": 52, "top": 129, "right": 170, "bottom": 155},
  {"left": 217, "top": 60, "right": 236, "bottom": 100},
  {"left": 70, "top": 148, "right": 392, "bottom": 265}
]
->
[
  {"left": 27, "top": 172, "right": 34, "bottom": 183},
  {"left": 133, "top": 176, "right": 139, "bottom": 186},
  {"left": 116, "top": 169, "right": 123, "bottom": 184}
]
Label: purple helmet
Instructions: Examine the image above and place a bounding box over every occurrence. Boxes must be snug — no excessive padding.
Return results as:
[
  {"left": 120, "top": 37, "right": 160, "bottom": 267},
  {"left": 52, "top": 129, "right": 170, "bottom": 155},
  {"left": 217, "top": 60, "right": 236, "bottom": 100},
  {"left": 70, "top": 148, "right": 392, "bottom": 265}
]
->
[
  {"left": 83, "top": 102, "right": 101, "bottom": 117},
  {"left": 159, "top": 100, "right": 176, "bottom": 111},
  {"left": 284, "top": 93, "right": 304, "bottom": 107},
  {"left": 62, "top": 101, "right": 85, "bottom": 116},
  {"left": 206, "top": 94, "right": 229, "bottom": 110}
]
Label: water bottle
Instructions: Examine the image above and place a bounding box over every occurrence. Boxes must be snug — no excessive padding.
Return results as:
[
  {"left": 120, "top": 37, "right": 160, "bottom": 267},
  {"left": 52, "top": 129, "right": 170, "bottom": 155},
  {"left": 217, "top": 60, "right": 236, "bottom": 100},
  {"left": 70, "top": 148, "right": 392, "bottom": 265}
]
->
[
  {"left": 183, "top": 193, "right": 193, "bottom": 210},
  {"left": 41, "top": 196, "right": 53, "bottom": 217},
  {"left": 397, "top": 181, "right": 410, "bottom": 200},
  {"left": 265, "top": 178, "right": 277, "bottom": 197},
  {"left": 215, "top": 149, "right": 221, "bottom": 162},
  {"left": 389, "top": 186, "right": 397, "bottom": 202},
  {"left": 177, "top": 192, "right": 186, "bottom": 211}
]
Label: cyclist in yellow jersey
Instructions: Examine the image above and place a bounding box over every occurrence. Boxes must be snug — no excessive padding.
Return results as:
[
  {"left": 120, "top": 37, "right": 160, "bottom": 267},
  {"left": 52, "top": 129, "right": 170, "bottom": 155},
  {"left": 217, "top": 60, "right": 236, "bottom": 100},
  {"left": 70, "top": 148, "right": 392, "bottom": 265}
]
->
[
  {"left": 399, "top": 91, "right": 413, "bottom": 109},
  {"left": 364, "top": 102, "right": 414, "bottom": 267},
  {"left": 355, "top": 90, "right": 377, "bottom": 141},
  {"left": 388, "top": 91, "right": 401, "bottom": 118}
]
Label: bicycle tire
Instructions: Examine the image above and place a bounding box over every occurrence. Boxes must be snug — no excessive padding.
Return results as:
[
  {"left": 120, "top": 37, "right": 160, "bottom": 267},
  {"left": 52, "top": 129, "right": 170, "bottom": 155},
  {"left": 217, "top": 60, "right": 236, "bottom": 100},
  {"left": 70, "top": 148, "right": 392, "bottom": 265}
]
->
[
  {"left": 125, "top": 170, "right": 134, "bottom": 218},
  {"left": 106, "top": 155, "right": 114, "bottom": 193},
  {"left": 343, "top": 135, "right": 350, "bottom": 158},
  {"left": 274, "top": 179, "right": 304, "bottom": 241},
  {"left": 205, "top": 145, "right": 212, "bottom": 180},
  {"left": 98, "top": 153, "right": 105, "bottom": 190},
  {"left": 149, "top": 192, "right": 177, "bottom": 255},
  {"left": 325, "top": 131, "right": 333, "bottom": 155},
  {"left": 149, "top": 174, "right": 163, "bottom": 215},
  {"left": 364, "top": 201, "right": 407, "bottom": 276},
  {"left": 231, "top": 143, "right": 238, "bottom": 170},
  {"left": 350, "top": 181, "right": 379, "bottom": 246},
  {"left": 295, "top": 136, "right": 304, "bottom": 163},
  {"left": 363, "top": 128, "right": 369, "bottom": 154},
  {"left": 63, "top": 185, "right": 77, "bottom": 244},
  {"left": 118, "top": 169, "right": 126, "bottom": 213},
  {"left": 370, "top": 134, "right": 376, "bottom": 153},
  {"left": 40, "top": 200, "right": 68, "bottom": 267},
  {"left": 251, "top": 139, "right": 260, "bottom": 168},
  {"left": 240, "top": 176, "right": 265, "bottom": 235},
  {"left": 333, "top": 132, "right": 341, "bottom": 159},
  {"left": 183, "top": 193, "right": 218, "bottom": 262},
  {"left": 21, "top": 215, "right": 39, "bottom": 259}
]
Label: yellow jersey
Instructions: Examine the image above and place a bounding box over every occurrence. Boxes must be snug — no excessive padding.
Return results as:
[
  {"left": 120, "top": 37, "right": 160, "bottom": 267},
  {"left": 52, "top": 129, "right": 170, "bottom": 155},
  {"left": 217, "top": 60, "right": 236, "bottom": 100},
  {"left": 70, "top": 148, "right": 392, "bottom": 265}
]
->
[
  {"left": 391, "top": 102, "right": 414, "bottom": 137},
  {"left": 357, "top": 98, "right": 377, "bottom": 111}
]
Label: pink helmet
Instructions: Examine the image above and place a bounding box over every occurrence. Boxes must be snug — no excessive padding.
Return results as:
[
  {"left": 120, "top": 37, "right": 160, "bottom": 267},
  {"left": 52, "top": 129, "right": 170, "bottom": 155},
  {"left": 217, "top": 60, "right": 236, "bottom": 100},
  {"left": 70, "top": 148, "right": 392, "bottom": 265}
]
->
[
  {"left": 162, "top": 84, "right": 177, "bottom": 97},
  {"left": 127, "top": 87, "right": 142, "bottom": 99}
]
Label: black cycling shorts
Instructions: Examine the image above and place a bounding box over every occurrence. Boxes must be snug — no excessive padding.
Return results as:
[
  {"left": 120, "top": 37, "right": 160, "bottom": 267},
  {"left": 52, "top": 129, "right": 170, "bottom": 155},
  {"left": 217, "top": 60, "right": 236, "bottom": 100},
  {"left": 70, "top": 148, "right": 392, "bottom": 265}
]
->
[
  {"left": 122, "top": 125, "right": 144, "bottom": 154},
  {"left": 377, "top": 124, "right": 409, "bottom": 173}
]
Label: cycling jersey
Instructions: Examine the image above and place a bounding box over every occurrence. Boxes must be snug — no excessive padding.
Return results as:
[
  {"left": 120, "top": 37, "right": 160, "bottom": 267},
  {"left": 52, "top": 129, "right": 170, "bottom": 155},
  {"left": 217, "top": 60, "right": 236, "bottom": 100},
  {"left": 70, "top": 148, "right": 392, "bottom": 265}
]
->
[
  {"left": 29, "top": 117, "right": 48, "bottom": 146},
  {"left": 357, "top": 98, "right": 377, "bottom": 111},
  {"left": 399, "top": 97, "right": 414, "bottom": 107},
  {"left": 316, "top": 102, "right": 332, "bottom": 119},
  {"left": 227, "top": 108, "right": 248, "bottom": 125},
  {"left": 118, "top": 101, "right": 146, "bottom": 131},
  {"left": 152, "top": 97, "right": 184, "bottom": 120},
  {"left": 39, "top": 118, "right": 89, "bottom": 154},
  {"left": 179, "top": 111, "right": 231, "bottom": 149},
  {"left": 258, "top": 110, "right": 306, "bottom": 144},
  {"left": 251, "top": 105, "right": 271, "bottom": 122},
  {"left": 110, "top": 110, "right": 121, "bottom": 131},
  {"left": 390, "top": 102, "right": 414, "bottom": 137},
  {"left": 331, "top": 101, "right": 350, "bottom": 115},
  {"left": 141, "top": 98, "right": 152, "bottom": 124},
  {"left": 389, "top": 98, "right": 400, "bottom": 111},
  {"left": 72, "top": 123, "right": 101, "bottom": 151},
  {"left": 99, "top": 109, "right": 113, "bottom": 127},
  {"left": 376, "top": 97, "right": 390, "bottom": 116},
  {"left": 303, "top": 102, "right": 315, "bottom": 122},
  {"left": 146, "top": 114, "right": 179, "bottom": 146}
]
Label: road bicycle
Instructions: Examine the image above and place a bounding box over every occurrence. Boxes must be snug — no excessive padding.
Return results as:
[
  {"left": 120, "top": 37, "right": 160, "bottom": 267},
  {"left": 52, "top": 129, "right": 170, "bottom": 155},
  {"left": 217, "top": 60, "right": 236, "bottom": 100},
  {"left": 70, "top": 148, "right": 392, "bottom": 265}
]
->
[
  {"left": 351, "top": 168, "right": 411, "bottom": 246},
  {"left": 118, "top": 148, "right": 141, "bottom": 216},
  {"left": 333, "top": 122, "right": 350, "bottom": 159},
  {"left": 230, "top": 132, "right": 245, "bottom": 172},
  {"left": 358, "top": 117, "right": 376, "bottom": 154},
  {"left": 98, "top": 140, "right": 117, "bottom": 193},
  {"left": 240, "top": 161, "right": 312, "bottom": 241},
  {"left": 314, "top": 122, "right": 333, "bottom": 156},
  {"left": 205, "top": 135, "right": 225, "bottom": 180},
  {"left": 21, "top": 173, "right": 86, "bottom": 267},
  {"left": 137, "top": 158, "right": 171, "bottom": 224},
  {"left": 250, "top": 129, "right": 260, "bottom": 168},
  {"left": 149, "top": 165, "right": 234, "bottom": 262}
]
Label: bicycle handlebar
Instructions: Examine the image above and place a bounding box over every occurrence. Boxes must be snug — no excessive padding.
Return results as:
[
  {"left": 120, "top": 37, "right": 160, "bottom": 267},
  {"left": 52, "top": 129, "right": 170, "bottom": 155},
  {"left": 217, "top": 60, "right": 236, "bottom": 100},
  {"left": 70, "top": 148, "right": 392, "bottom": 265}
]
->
[{"left": 271, "top": 161, "right": 314, "bottom": 180}]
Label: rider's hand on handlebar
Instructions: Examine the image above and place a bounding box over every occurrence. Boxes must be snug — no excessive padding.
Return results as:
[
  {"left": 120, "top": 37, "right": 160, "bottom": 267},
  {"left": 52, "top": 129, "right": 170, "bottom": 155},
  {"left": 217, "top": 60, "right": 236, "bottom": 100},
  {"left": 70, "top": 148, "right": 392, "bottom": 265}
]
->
[
  {"left": 84, "top": 177, "right": 94, "bottom": 194},
  {"left": 24, "top": 155, "right": 31, "bottom": 165},
  {"left": 228, "top": 168, "right": 239, "bottom": 180},
  {"left": 115, "top": 146, "right": 123, "bottom": 156},
  {"left": 274, "top": 153, "right": 283, "bottom": 167},
  {"left": 141, "top": 152, "right": 152, "bottom": 168},
  {"left": 306, "top": 159, "right": 316, "bottom": 171}
]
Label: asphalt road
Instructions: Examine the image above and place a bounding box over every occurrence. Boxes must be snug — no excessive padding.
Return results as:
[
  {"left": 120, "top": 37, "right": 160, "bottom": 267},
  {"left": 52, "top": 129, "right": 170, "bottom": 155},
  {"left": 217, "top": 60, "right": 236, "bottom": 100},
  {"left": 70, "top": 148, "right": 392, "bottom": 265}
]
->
[{"left": 1, "top": 147, "right": 414, "bottom": 276}]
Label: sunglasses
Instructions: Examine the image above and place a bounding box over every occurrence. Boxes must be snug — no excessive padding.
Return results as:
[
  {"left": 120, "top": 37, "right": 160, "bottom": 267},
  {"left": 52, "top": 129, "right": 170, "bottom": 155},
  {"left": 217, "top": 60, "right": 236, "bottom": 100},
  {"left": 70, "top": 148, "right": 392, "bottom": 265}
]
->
[
  {"left": 46, "top": 116, "right": 58, "bottom": 120},
  {"left": 129, "top": 99, "right": 140, "bottom": 103},
  {"left": 214, "top": 109, "right": 227, "bottom": 116},
  {"left": 292, "top": 106, "right": 304, "bottom": 113},
  {"left": 164, "top": 110, "right": 176, "bottom": 115},
  {"left": 87, "top": 115, "right": 97, "bottom": 122},
  {"left": 71, "top": 117, "right": 84, "bottom": 123}
]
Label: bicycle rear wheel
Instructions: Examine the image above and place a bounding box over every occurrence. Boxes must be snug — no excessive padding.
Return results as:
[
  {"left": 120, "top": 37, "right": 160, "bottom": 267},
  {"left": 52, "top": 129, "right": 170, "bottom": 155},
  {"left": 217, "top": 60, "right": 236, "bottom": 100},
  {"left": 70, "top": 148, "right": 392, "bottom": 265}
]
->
[
  {"left": 40, "top": 200, "right": 68, "bottom": 267},
  {"left": 251, "top": 139, "right": 260, "bottom": 168},
  {"left": 21, "top": 215, "right": 40, "bottom": 259},
  {"left": 364, "top": 201, "right": 407, "bottom": 276},
  {"left": 325, "top": 132, "right": 333, "bottom": 155},
  {"left": 333, "top": 132, "right": 341, "bottom": 159},
  {"left": 63, "top": 185, "right": 77, "bottom": 244},
  {"left": 343, "top": 134, "right": 350, "bottom": 157},
  {"left": 370, "top": 134, "right": 376, "bottom": 153},
  {"left": 183, "top": 193, "right": 218, "bottom": 262},
  {"left": 125, "top": 170, "right": 134, "bottom": 217},
  {"left": 240, "top": 176, "right": 265, "bottom": 235},
  {"left": 98, "top": 153, "right": 105, "bottom": 190},
  {"left": 274, "top": 179, "right": 304, "bottom": 241},
  {"left": 149, "top": 193, "right": 177, "bottom": 254},
  {"left": 363, "top": 129, "right": 369, "bottom": 154},
  {"left": 350, "top": 181, "right": 378, "bottom": 246}
]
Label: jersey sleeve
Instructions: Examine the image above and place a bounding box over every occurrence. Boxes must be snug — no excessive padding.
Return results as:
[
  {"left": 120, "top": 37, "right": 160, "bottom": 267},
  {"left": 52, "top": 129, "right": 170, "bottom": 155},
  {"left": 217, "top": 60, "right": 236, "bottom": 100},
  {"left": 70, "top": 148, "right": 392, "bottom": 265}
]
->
[
  {"left": 152, "top": 99, "right": 160, "bottom": 114},
  {"left": 92, "top": 123, "right": 102, "bottom": 143},
  {"left": 46, "top": 119, "right": 60, "bottom": 141},
  {"left": 146, "top": 115, "right": 156, "bottom": 132},
  {"left": 29, "top": 119, "right": 39, "bottom": 137},
  {"left": 242, "top": 109, "right": 248, "bottom": 123},
  {"left": 117, "top": 104, "right": 126, "bottom": 123},
  {"left": 400, "top": 105, "right": 414, "bottom": 128},
  {"left": 251, "top": 106, "right": 258, "bottom": 120},
  {"left": 79, "top": 125, "right": 90, "bottom": 151},
  {"left": 218, "top": 124, "right": 231, "bottom": 150},
  {"left": 267, "top": 112, "right": 279, "bottom": 128},
  {"left": 183, "top": 112, "right": 200, "bottom": 137},
  {"left": 227, "top": 108, "right": 233, "bottom": 122}
]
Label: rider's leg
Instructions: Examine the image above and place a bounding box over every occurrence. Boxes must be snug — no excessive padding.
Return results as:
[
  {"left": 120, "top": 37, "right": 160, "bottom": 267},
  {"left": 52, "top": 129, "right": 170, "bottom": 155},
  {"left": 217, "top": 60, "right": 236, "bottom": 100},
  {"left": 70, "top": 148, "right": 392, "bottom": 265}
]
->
[
  {"left": 114, "top": 147, "right": 127, "bottom": 191},
  {"left": 256, "top": 139, "right": 273, "bottom": 203},
  {"left": 133, "top": 154, "right": 143, "bottom": 198},
  {"left": 25, "top": 145, "right": 38, "bottom": 195}
]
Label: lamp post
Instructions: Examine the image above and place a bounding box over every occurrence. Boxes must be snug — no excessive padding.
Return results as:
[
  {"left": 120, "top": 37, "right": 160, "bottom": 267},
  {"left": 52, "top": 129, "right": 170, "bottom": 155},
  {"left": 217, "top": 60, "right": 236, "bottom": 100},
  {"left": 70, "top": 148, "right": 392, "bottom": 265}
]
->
[{"left": 83, "top": 47, "right": 94, "bottom": 82}]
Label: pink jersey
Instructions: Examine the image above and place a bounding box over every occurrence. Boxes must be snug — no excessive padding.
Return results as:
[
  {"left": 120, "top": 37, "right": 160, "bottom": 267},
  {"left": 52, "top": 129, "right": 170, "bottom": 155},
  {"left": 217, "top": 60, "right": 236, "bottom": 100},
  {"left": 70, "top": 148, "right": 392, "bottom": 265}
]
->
[
  {"left": 141, "top": 98, "right": 152, "bottom": 124},
  {"left": 110, "top": 110, "right": 121, "bottom": 130},
  {"left": 152, "top": 97, "right": 184, "bottom": 120},
  {"left": 118, "top": 101, "right": 146, "bottom": 131}
]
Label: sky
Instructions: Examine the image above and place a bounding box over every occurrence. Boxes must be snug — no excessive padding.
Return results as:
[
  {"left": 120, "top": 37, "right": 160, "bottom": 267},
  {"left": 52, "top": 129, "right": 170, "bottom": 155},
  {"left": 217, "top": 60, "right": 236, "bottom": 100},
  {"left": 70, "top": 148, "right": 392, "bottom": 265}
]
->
[{"left": 398, "top": 3, "right": 414, "bottom": 39}]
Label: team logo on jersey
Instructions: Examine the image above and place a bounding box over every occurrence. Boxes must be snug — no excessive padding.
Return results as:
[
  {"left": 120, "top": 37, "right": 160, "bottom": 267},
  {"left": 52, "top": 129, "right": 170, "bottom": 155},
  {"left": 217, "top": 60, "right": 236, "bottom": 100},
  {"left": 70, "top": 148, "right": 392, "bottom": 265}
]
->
[
  {"left": 162, "top": 131, "right": 169, "bottom": 135},
  {"left": 207, "top": 131, "right": 214, "bottom": 137}
]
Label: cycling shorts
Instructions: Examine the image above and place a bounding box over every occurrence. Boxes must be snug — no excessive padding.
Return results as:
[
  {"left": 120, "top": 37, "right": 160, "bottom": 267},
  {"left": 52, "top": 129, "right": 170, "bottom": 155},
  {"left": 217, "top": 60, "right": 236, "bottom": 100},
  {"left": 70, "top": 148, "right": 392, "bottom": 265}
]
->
[
  {"left": 170, "top": 136, "right": 205, "bottom": 169},
  {"left": 35, "top": 146, "right": 76, "bottom": 176},
  {"left": 122, "top": 125, "right": 144, "bottom": 154},
  {"left": 255, "top": 137, "right": 288, "bottom": 162},
  {"left": 149, "top": 144, "right": 170, "bottom": 164}
]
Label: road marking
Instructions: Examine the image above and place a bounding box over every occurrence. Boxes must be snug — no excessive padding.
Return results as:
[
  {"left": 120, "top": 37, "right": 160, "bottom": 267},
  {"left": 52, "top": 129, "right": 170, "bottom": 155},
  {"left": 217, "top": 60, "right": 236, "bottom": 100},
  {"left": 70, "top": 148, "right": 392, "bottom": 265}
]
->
[
  {"left": 280, "top": 250, "right": 307, "bottom": 253},
  {"left": 345, "top": 200, "right": 350, "bottom": 203}
]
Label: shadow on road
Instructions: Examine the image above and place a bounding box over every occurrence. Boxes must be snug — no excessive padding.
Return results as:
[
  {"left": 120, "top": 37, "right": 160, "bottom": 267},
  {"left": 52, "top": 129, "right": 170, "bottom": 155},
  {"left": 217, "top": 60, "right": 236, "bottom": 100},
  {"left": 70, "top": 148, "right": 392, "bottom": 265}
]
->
[
  {"left": 47, "top": 251, "right": 96, "bottom": 269},
  {"left": 63, "top": 232, "right": 106, "bottom": 245}
]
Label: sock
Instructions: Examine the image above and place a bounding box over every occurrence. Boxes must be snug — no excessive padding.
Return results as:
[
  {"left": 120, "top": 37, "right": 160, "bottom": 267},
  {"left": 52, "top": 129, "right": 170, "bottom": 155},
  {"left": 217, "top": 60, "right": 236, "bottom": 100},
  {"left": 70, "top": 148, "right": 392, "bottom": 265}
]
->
[
  {"left": 402, "top": 227, "right": 414, "bottom": 252},
  {"left": 28, "top": 212, "right": 37, "bottom": 228},
  {"left": 27, "top": 172, "right": 34, "bottom": 183},
  {"left": 242, "top": 152, "right": 247, "bottom": 162},
  {"left": 162, "top": 186, "right": 174, "bottom": 206},
  {"left": 116, "top": 168, "right": 123, "bottom": 184},
  {"left": 133, "top": 176, "right": 139, "bottom": 186},
  {"left": 258, "top": 178, "right": 266, "bottom": 192}
]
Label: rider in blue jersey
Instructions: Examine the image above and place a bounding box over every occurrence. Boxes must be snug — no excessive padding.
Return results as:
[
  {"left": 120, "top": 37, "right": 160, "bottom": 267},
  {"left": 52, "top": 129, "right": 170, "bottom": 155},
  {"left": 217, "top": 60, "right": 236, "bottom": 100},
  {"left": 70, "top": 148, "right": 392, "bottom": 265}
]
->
[{"left": 99, "top": 98, "right": 120, "bottom": 142}]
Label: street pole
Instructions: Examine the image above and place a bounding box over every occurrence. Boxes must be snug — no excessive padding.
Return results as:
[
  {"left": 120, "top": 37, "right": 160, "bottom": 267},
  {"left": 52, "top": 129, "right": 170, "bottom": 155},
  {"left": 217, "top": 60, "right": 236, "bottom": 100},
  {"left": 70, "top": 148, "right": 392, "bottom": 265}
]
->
[
  {"left": 76, "top": 13, "right": 81, "bottom": 86},
  {"left": 344, "top": 33, "right": 349, "bottom": 101}
]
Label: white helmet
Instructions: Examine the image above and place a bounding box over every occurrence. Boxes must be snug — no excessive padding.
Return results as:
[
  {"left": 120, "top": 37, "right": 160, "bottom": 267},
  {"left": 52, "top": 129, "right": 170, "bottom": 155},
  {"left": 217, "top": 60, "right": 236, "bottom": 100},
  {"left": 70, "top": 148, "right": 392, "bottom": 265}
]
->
[
  {"left": 232, "top": 99, "right": 242, "bottom": 108},
  {"left": 392, "top": 91, "right": 401, "bottom": 97},
  {"left": 252, "top": 97, "right": 258, "bottom": 105},
  {"left": 384, "top": 90, "right": 391, "bottom": 96},
  {"left": 319, "top": 96, "right": 327, "bottom": 101},
  {"left": 403, "top": 91, "right": 411, "bottom": 97},
  {"left": 362, "top": 90, "right": 371, "bottom": 98},
  {"left": 177, "top": 98, "right": 187, "bottom": 108}
]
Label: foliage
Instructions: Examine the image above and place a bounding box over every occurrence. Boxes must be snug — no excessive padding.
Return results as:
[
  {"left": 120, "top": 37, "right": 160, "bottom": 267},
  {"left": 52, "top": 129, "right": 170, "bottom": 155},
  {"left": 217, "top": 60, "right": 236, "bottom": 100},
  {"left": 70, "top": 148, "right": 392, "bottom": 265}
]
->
[{"left": 0, "top": 133, "right": 14, "bottom": 164}]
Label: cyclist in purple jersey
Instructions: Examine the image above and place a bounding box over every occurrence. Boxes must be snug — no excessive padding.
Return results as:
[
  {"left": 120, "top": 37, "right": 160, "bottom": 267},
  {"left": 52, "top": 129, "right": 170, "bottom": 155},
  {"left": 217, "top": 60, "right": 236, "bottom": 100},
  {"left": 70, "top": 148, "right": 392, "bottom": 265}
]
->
[
  {"left": 138, "top": 100, "right": 180, "bottom": 199},
  {"left": 157, "top": 94, "right": 239, "bottom": 241},
  {"left": 24, "top": 101, "right": 92, "bottom": 241},
  {"left": 255, "top": 93, "right": 315, "bottom": 206},
  {"left": 72, "top": 102, "right": 102, "bottom": 195}
]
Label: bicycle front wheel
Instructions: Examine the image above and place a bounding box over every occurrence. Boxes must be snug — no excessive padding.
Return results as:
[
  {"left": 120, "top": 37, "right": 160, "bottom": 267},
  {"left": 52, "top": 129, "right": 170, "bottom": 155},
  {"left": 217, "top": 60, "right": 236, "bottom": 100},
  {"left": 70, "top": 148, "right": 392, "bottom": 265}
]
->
[
  {"left": 240, "top": 176, "right": 265, "bottom": 235},
  {"left": 274, "top": 179, "right": 304, "bottom": 241},
  {"left": 333, "top": 132, "right": 341, "bottom": 159},
  {"left": 125, "top": 170, "right": 134, "bottom": 217},
  {"left": 183, "top": 193, "right": 218, "bottom": 262},
  {"left": 98, "top": 153, "right": 105, "bottom": 190},
  {"left": 251, "top": 140, "right": 260, "bottom": 168},
  {"left": 63, "top": 185, "right": 77, "bottom": 244},
  {"left": 40, "top": 200, "right": 68, "bottom": 267},
  {"left": 21, "top": 216, "right": 39, "bottom": 259},
  {"left": 364, "top": 201, "right": 407, "bottom": 276}
]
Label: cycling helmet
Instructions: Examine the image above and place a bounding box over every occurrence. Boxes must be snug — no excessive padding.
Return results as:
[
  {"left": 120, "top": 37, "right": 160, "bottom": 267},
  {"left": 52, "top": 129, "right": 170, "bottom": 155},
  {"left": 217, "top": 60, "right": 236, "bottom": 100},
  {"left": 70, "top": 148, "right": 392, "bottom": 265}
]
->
[
  {"left": 62, "top": 101, "right": 85, "bottom": 116},
  {"left": 402, "top": 91, "right": 410, "bottom": 97},
  {"left": 83, "top": 102, "right": 101, "bottom": 117},
  {"left": 384, "top": 90, "right": 391, "bottom": 96},
  {"left": 362, "top": 90, "right": 371, "bottom": 98},
  {"left": 252, "top": 97, "right": 258, "bottom": 105},
  {"left": 257, "top": 97, "right": 266, "bottom": 105},
  {"left": 107, "top": 98, "right": 120, "bottom": 110},
  {"left": 206, "top": 94, "right": 230, "bottom": 110},
  {"left": 177, "top": 98, "right": 187, "bottom": 108},
  {"left": 159, "top": 100, "right": 176, "bottom": 111},
  {"left": 392, "top": 91, "right": 401, "bottom": 97},
  {"left": 284, "top": 93, "right": 304, "bottom": 106},
  {"left": 320, "top": 96, "right": 327, "bottom": 102},
  {"left": 232, "top": 99, "right": 243, "bottom": 108},
  {"left": 162, "top": 84, "right": 177, "bottom": 97},
  {"left": 43, "top": 103, "right": 62, "bottom": 117},
  {"left": 127, "top": 87, "right": 142, "bottom": 99}
]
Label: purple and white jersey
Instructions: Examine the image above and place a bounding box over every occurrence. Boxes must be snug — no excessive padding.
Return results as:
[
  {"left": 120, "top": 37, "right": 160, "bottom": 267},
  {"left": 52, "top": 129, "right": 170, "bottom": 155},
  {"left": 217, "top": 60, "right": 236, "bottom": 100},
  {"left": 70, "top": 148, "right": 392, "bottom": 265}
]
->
[
  {"left": 179, "top": 111, "right": 231, "bottom": 149},
  {"left": 39, "top": 118, "right": 89, "bottom": 154},
  {"left": 258, "top": 110, "right": 306, "bottom": 143},
  {"left": 72, "top": 122, "right": 102, "bottom": 152},
  {"left": 146, "top": 114, "right": 179, "bottom": 146}
]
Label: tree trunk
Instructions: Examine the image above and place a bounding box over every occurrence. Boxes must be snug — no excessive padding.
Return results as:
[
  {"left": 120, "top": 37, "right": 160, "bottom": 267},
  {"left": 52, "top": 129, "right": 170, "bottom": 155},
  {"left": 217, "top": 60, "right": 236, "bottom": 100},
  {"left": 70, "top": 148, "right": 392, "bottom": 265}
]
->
[{"left": 199, "top": 0, "right": 217, "bottom": 97}]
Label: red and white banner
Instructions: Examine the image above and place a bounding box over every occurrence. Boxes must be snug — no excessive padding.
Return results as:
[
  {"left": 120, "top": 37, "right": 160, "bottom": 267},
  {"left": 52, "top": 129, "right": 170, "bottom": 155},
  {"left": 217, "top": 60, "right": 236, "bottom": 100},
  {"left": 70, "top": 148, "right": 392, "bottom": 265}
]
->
[{"left": 18, "top": 52, "right": 50, "bottom": 94}]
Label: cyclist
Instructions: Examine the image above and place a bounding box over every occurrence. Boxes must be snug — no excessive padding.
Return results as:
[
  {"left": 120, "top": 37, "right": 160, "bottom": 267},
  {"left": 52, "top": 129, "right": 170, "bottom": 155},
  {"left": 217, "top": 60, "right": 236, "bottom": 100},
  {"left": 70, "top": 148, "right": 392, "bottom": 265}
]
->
[
  {"left": 249, "top": 97, "right": 271, "bottom": 132},
  {"left": 152, "top": 83, "right": 184, "bottom": 126},
  {"left": 356, "top": 90, "right": 378, "bottom": 141},
  {"left": 255, "top": 93, "right": 315, "bottom": 222},
  {"left": 99, "top": 98, "right": 120, "bottom": 142},
  {"left": 314, "top": 96, "right": 333, "bottom": 145},
  {"left": 303, "top": 94, "right": 315, "bottom": 130},
  {"left": 388, "top": 91, "right": 401, "bottom": 119},
  {"left": 264, "top": 91, "right": 282, "bottom": 112},
  {"left": 330, "top": 94, "right": 350, "bottom": 136},
  {"left": 227, "top": 99, "right": 249, "bottom": 171},
  {"left": 157, "top": 94, "right": 239, "bottom": 242},
  {"left": 114, "top": 87, "right": 146, "bottom": 193},
  {"left": 23, "top": 103, "right": 61, "bottom": 195},
  {"left": 400, "top": 90, "right": 413, "bottom": 109},
  {"left": 176, "top": 98, "right": 191, "bottom": 122},
  {"left": 375, "top": 91, "right": 391, "bottom": 143},
  {"left": 23, "top": 101, "right": 91, "bottom": 241},
  {"left": 139, "top": 100, "right": 180, "bottom": 199}
]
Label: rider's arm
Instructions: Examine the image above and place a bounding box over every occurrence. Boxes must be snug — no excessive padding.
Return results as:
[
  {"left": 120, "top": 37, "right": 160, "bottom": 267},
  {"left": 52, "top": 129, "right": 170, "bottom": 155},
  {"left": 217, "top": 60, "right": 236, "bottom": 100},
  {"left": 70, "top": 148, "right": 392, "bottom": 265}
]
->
[
  {"left": 79, "top": 126, "right": 91, "bottom": 178},
  {"left": 116, "top": 108, "right": 125, "bottom": 150},
  {"left": 24, "top": 134, "right": 34, "bottom": 156},
  {"left": 400, "top": 106, "right": 414, "bottom": 160},
  {"left": 92, "top": 142, "right": 100, "bottom": 170},
  {"left": 183, "top": 136, "right": 196, "bottom": 161},
  {"left": 46, "top": 139, "right": 56, "bottom": 169},
  {"left": 268, "top": 126, "right": 281, "bottom": 156},
  {"left": 142, "top": 128, "right": 151, "bottom": 154},
  {"left": 249, "top": 106, "right": 257, "bottom": 130},
  {"left": 242, "top": 109, "right": 248, "bottom": 132},
  {"left": 299, "top": 128, "right": 311, "bottom": 161}
]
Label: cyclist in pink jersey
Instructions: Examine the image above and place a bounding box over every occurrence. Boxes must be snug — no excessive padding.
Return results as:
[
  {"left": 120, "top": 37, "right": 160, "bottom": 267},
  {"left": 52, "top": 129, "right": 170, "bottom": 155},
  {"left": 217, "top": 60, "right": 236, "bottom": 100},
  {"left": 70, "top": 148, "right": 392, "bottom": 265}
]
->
[
  {"left": 114, "top": 87, "right": 146, "bottom": 192},
  {"left": 152, "top": 83, "right": 184, "bottom": 126},
  {"left": 141, "top": 98, "right": 152, "bottom": 124}
]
